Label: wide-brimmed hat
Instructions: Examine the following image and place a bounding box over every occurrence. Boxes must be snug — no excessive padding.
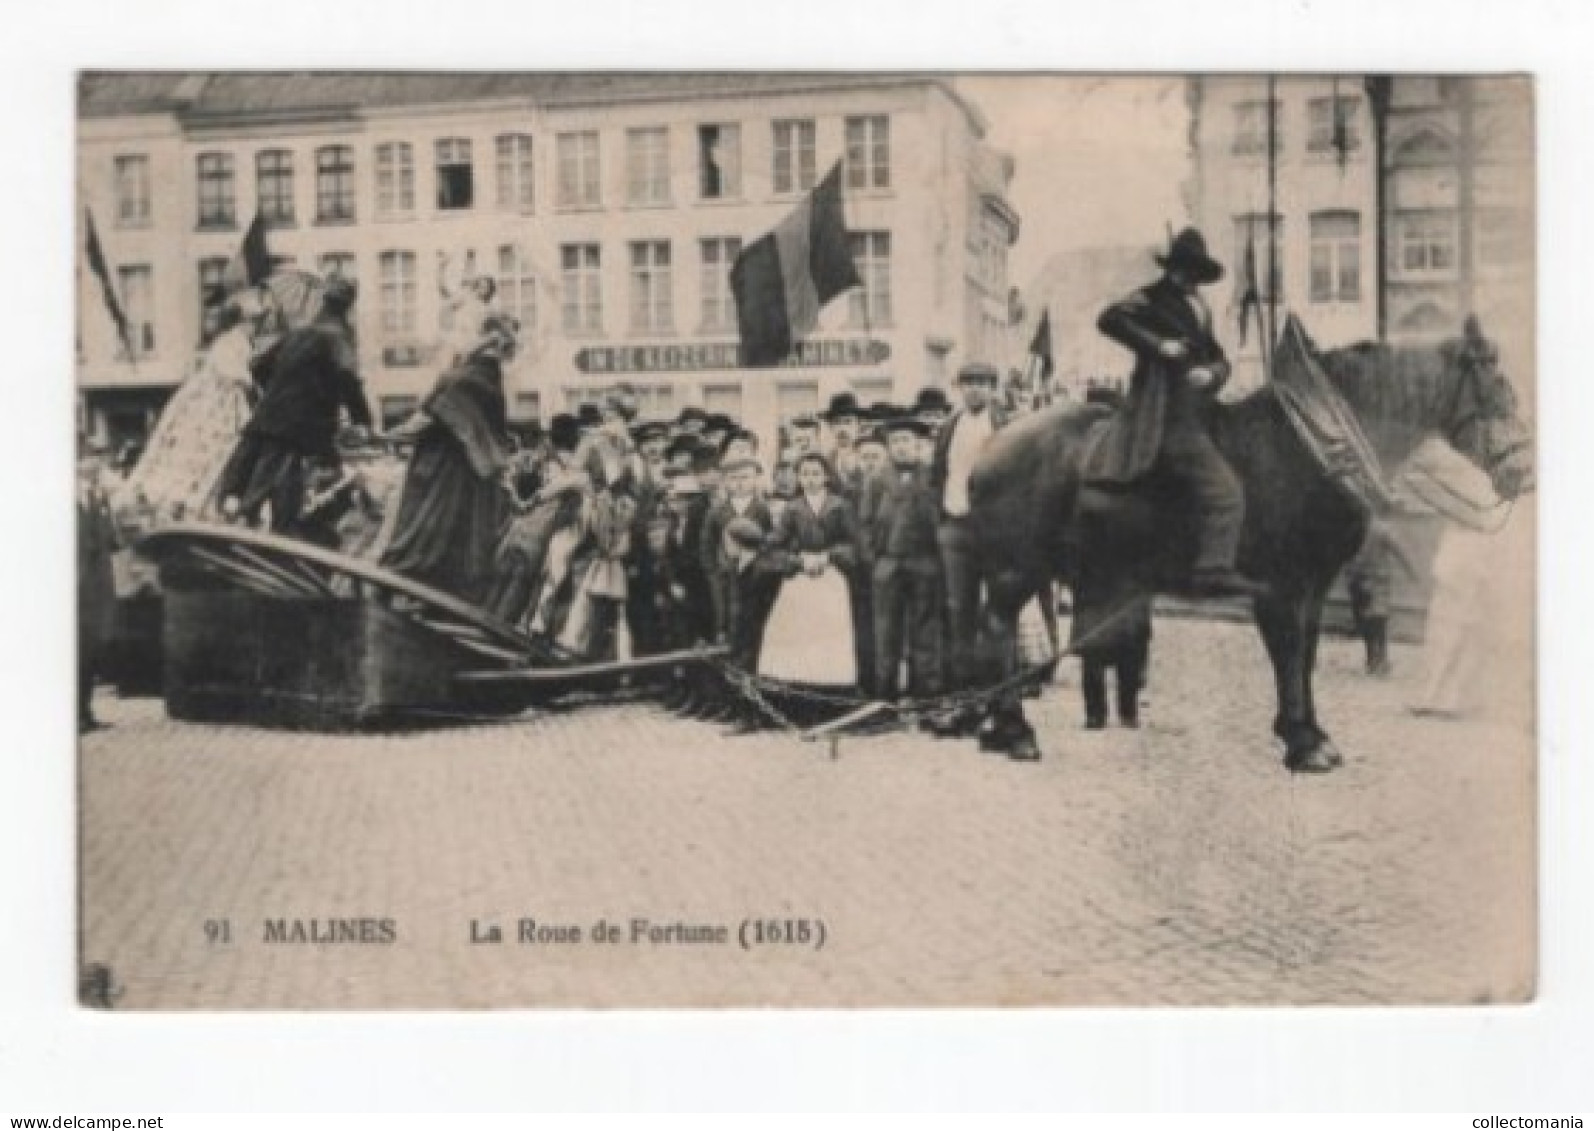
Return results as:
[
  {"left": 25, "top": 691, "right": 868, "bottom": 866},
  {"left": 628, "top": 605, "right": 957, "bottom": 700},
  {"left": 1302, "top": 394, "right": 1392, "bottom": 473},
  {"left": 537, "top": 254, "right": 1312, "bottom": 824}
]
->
[
  {"left": 322, "top": 276, "right": 358, "bottom": 306},
  {"left": 720, "top": 456, "right": 763, "bottom": 477},
  {"left": 676, "top": 406, "right": 708, "bottom": 427},
  {"left": 954, "top": 363, "right": 999, "bottom": 387},
  {"left": 704, "top": 413, "right": 737, "bottom": 435},
  {"left": 632, "top": 420, "right": 670, "bottom": 446},
  {"left": 911, "top": 388, "right": 952, "bottom": 414},
  {"left": 576, "top": 403, "right": 604, "bottom": 429},
  {"left": 665, "top": 434, "right": 701, "bottom": 462},
  {"left": 880, "top": 412, "right": 930, "bottom": 439},
  {"left": 1154, "top": 227, "right": 1225, "bottom": 283},
  {"left": 820, "top": 392, "right": 864, "bottom": 422},
  {"left": 549, "top": 413, "right": 582, "bottom": 453}
]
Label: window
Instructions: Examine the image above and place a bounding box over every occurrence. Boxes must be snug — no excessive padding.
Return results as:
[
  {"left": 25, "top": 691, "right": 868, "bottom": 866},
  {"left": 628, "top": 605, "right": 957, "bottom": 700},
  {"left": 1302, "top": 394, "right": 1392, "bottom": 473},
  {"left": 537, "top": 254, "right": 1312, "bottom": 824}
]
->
[
  {"left": 197, "top": 257, "right": 229, "bottom": 342},
  {"left": 435, "top": 138, "right": 474, "bottom": 210},
  {"left": 1398, "top": 210, "right": 1459, "bottom": 277},
  {"left": 117, "top": 265, "right": 154, "bottom": 357},
  {"left": 256, "top": 149, "right": 295, "bottom": 225},
  {"left": 845, "top": 115, "right": 890, "bottom": 190},
  {"left": 1232, "top": 213, "right": 1286, "bottom": 301},
  {"left": 976, "top": 211, "right": 1009, "bottom": 292},
  {"left": 561, "top": 243, "right": 603, "bottom": 333},
  {"left": 114, "top": 155, "right": 150, "bottom": 227},
  {"left": 772, "top": 119, "right": 817, "bottom": 195},
  {"left": 697, "top": 124, "right": 741, "bottom": 199},
  {"left": 496, "top": 243, "right": 538, "bottom": 331},
  {"left": 556, "top": 131, "right": 601, "bottom": 209},
  {"left": 1232, "top": 100, "right": 1283, "bottom": 156},
  {"left": 626, "top": 127, "right": 670, "bottom": 206},
  {"left": 318, "top": 252, "right": 357, "bottom": 286},
  {"left": 699, "top": 237, "right": 742, "bottom": 332},
  {"left": 632, "top": 384, "right": 676, "bottom": 419},
  {"left": 776, "top": 380, "right": 818, "bottom": 423},
  {"left": 316, "top": 145, "right": 356, "bottom": 222},
  {"left": 702, "top": 383, "right": 742, "bottom": 420},
  {"left": 629, "top": 240, "right": 673, "bottom": 333},
  {"left": 513, "top": 391, "right": 542, "bottom": 421},
  {"left": 375, "top": 142, "right": 415, "bottom": 216},
  {"left": 495, "top": 133, "right": 535, "bottom": 212},
  {"left": 1309, "top": 211, "right": 1361, "bottom": 303},
  {"left": 847, "top": 231, "right": 892, "bottom": 326},
  {"left": 850, "top": 376, "right": 893, "bottom": 404},
  {"left": 1307, "top": 96, "right": 1362, "bottom": 154},
  {"left": 379, "top": 250, "right": 418, "bottom": 335},
  {"left": 196, "top": 152, "right": 235, "bottom": 228}
]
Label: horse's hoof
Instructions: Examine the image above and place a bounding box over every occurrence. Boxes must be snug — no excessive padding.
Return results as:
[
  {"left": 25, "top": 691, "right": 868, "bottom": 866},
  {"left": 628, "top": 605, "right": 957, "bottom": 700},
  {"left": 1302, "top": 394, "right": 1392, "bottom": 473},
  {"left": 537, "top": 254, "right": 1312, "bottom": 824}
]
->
[
  {"left": 1005, "top": 730, "right": 1042, "bottom": 762},
  {"left": 1285, "top": 745, "right": 1340, "bottom": 774}
]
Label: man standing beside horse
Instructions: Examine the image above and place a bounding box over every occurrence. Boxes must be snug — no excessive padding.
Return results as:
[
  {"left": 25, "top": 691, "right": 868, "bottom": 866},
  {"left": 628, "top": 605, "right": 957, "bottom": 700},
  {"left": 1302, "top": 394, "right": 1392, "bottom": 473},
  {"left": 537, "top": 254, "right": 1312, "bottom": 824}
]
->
[{"left": 1085, "top": 227, "right": 1265, "bottom": 599}]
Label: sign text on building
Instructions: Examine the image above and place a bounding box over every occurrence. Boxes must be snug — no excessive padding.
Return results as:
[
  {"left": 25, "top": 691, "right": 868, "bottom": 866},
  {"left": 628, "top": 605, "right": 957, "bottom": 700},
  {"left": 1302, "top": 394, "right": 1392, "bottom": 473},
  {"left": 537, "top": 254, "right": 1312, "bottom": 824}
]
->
[{"left": 574, "top": 338, "right": 890, "bottom": 374}]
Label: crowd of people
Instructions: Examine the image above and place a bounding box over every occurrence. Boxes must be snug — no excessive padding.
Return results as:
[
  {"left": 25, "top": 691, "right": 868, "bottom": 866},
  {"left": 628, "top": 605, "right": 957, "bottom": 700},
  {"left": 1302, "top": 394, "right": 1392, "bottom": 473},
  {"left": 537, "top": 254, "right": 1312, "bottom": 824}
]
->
[
  {"left": 86, "top": 266, "right": 1073, "bottom": 739},
  {"left": 82, "top": 230, "right": 1530, "bottom": 742}
]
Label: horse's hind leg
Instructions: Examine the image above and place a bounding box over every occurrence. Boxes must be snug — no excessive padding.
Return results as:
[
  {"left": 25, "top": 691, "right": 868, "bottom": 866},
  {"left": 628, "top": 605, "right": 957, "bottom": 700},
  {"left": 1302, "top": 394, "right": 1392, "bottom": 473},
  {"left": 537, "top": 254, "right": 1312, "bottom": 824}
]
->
[{"left": 977, "top": 570, "right": 1041, "bottom": 761}]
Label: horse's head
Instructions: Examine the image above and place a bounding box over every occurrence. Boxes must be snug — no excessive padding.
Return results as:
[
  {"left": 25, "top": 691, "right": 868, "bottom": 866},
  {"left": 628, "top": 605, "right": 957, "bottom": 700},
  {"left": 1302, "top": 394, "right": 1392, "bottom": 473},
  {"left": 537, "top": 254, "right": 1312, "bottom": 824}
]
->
[{"left": 1436, "top": 316, "right": 1534, "bottom": 499}]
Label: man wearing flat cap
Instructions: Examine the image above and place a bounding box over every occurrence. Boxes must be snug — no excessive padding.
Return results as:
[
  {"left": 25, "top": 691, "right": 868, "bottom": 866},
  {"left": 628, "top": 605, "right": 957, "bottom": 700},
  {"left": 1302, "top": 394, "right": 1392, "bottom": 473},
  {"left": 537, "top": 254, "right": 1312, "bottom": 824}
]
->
[
  {"left": 927, "top": 361, "right": 1010, "bottom": 721},
  {"left": 1085, "top": 226, "right": 1260, "bottom": 598}
]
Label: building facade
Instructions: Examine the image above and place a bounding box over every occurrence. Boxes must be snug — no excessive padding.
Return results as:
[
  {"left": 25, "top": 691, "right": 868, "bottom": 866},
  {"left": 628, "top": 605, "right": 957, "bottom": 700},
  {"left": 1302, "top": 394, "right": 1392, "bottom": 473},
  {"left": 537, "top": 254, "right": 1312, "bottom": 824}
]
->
[
  {"left": 1185, "top": 75, "right": 1533, "bottom": 395},
  {"left": 76, "top": 73, "right": 1019, "bottom": 451}
]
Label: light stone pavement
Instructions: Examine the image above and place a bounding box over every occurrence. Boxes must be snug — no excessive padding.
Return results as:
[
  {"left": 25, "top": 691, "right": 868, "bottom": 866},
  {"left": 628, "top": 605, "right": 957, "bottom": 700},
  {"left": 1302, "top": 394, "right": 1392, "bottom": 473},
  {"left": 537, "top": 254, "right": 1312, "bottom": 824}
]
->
[{"left": 78, "top": 617, "right": 1536, "bottom": 1008}]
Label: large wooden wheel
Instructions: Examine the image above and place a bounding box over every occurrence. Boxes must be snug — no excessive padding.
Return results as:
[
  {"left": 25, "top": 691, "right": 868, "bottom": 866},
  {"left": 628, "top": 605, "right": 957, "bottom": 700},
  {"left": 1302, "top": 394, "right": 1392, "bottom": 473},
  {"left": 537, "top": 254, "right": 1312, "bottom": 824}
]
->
[{"left": 138, "top": 522, "right": 560, "bottom": 670}]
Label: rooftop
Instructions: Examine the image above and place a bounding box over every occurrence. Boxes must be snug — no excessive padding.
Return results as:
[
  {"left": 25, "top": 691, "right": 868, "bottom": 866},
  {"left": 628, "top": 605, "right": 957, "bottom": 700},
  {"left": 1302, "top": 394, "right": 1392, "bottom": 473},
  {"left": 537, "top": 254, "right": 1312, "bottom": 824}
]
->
[{"left": 78, "top": 71, "right": 989, "bottom": 132}]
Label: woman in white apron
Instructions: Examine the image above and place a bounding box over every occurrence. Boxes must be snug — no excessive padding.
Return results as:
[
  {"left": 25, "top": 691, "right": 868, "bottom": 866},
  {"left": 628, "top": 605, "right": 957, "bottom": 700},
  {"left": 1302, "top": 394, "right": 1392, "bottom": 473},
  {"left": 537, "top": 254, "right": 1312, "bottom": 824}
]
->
[{"left": 757, "top": 453, "right": 861, "bottom": 688}]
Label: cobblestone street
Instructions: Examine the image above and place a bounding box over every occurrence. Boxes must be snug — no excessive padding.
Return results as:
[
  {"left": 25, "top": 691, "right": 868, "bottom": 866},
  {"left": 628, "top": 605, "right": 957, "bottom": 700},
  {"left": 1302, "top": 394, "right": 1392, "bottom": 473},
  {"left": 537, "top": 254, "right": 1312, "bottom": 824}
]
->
[{"left": 78, "top": 616, "right": 1535, "bottom": 1009}]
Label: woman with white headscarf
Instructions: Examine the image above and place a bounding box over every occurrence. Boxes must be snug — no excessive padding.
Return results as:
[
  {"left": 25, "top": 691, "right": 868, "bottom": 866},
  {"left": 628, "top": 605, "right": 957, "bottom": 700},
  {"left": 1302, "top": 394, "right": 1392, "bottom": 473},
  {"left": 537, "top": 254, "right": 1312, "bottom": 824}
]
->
[{"left": 1402, "top": 437, "right": 1535, "bottom": 727}]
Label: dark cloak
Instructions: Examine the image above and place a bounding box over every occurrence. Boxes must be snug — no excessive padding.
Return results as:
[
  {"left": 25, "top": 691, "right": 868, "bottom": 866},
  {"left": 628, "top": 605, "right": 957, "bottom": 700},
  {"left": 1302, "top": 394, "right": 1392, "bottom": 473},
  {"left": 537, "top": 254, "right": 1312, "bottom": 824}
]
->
[{"left": 379, "top": 355, "right": 512, "bottom": 604}]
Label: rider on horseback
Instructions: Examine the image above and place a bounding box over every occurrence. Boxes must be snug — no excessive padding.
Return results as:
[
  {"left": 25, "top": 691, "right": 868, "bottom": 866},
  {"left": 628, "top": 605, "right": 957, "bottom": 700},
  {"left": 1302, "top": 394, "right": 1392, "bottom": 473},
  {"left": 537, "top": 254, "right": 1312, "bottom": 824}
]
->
[{"left": 1085, "top": 227, "right": 1266, "bottom": 599}]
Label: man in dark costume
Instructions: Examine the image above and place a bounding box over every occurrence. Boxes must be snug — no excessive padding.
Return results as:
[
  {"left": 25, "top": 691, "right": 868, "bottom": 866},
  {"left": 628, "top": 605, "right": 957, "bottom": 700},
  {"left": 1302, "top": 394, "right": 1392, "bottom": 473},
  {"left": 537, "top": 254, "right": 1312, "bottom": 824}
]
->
[
  {"left": 1084, "top": 227, "right": 1263, "bottom": 598},
  {"left": 379, "top": 315, "right": 518, "bottom": 605},
  {"left": 218, "top": 277, "right": 372, "bottom": 536}
]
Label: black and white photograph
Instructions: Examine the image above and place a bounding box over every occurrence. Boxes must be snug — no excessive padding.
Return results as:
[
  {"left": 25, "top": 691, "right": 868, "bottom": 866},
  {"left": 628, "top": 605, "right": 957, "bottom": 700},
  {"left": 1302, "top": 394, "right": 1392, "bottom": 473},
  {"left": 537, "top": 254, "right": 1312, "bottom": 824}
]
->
[{"left": 69, "top": 69, "right": 1538, "bottom": 1011}]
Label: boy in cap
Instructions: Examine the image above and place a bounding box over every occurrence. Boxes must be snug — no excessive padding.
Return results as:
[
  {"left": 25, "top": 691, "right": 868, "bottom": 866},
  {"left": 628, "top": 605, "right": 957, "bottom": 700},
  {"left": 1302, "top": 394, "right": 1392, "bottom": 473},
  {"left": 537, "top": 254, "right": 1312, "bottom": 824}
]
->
[
  {"left": 700, "top": 455, "right": 775, "bottom": 648},
  {"left": 860, "top": 414, "right": 945, "bottom": 701}
]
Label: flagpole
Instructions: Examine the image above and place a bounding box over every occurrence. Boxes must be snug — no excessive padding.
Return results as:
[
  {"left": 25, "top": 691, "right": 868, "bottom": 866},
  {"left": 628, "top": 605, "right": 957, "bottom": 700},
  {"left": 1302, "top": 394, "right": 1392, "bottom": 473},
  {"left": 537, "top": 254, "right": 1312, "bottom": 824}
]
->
[{"left": 1264, "top": 75, "right": 1279, "bottom": 381}]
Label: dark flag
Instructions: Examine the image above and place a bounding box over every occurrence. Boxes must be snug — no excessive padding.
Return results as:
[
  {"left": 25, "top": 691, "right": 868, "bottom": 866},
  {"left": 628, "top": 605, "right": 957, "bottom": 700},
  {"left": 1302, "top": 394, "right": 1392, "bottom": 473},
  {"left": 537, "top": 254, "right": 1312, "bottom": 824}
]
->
[
  {"left": 1027, "top": 308, "right": 1055, "bottom": 384},
  {"left": 730, "top": 161, "right": 861, "bottom": 367},
  {"left": 83, "top": 207, "right": 134, "bottom": 361},
  {"left": 223, "top": 210, "right": 272, "bottom": 291},
  {"left": 1236, "top": 221, "right": 1262, "bottom": 348},
  {"left": 1331, "top": 76, "right": 1351, "bottom": 173}
]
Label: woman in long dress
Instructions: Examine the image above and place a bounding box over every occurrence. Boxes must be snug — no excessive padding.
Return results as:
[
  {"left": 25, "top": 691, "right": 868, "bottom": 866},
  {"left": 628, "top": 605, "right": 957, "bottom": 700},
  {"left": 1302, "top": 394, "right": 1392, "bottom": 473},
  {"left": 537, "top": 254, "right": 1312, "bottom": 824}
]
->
[
  {"left": 379, "top": 315, "right": 518, "bottom": 605},
  {"left": 1403, "top": 437, "right": 1535, "bottom": 727},
  {"left": 116, "top": 299, "right": 259, "bottom": 525},
  {"left": 757, "top": 453, "right": 860, "bottom": 688}
]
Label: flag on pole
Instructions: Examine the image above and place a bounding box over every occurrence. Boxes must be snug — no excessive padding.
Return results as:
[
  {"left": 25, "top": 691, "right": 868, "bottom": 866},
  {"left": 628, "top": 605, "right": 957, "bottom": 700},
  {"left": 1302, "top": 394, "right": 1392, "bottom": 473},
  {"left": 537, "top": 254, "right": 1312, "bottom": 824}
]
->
[
  {"left": 1236, "top": 220, "right": 1262, "bottom": 348},
  {"left": 1027, "top": 308, "right": 1055, "bottom": 386},
  {"left": 730, "top": 161, "right": 861, "bottom": 367},
  {"left": 82, "top": 207, "right": 134, "bottom": 362},
  {"left": 223, "top": 210, "right": 272, "bottom": 292}
]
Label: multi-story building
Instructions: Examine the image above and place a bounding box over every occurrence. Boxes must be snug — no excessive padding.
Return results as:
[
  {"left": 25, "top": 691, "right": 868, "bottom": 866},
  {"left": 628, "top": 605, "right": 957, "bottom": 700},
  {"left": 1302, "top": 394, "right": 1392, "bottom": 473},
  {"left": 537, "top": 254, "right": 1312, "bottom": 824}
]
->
[
  {"left": 76, "top": 73, "right": 1019, "bottom": 451},
  {"left": 1184, "top": 75, "right": 1533, "bottom": 394}
]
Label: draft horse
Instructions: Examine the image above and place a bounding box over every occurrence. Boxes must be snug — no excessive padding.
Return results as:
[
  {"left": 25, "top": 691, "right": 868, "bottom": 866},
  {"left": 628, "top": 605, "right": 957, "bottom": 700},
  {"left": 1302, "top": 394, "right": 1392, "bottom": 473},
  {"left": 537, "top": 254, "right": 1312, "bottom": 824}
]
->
[{"left": 966, "top": 316, "right": 1534, "bottom": 771}]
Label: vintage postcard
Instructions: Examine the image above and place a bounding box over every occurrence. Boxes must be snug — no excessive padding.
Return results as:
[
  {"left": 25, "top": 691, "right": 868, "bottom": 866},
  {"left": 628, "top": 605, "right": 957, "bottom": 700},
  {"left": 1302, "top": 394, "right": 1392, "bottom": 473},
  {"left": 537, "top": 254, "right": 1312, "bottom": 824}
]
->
[{"left": 74, "top": 71, "right": 1535, "bottom": 1009}]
